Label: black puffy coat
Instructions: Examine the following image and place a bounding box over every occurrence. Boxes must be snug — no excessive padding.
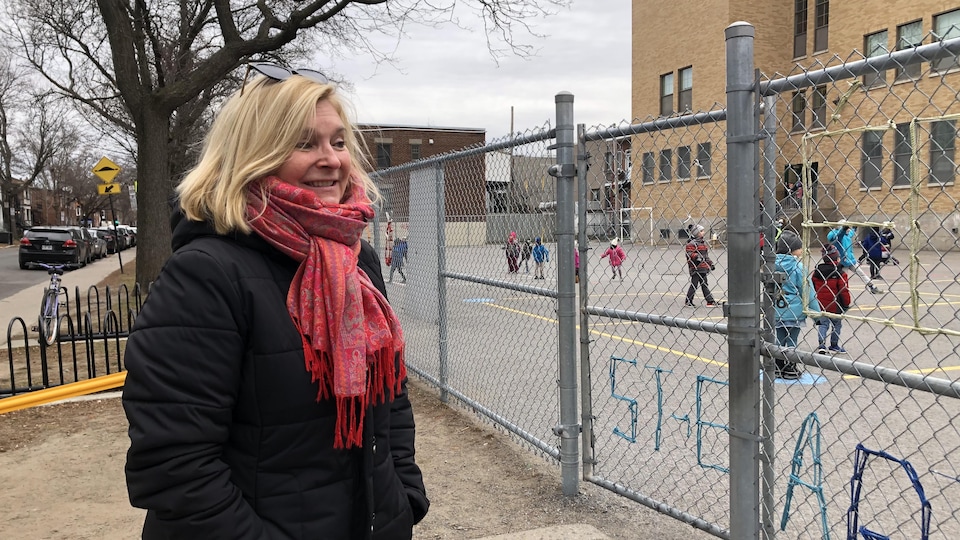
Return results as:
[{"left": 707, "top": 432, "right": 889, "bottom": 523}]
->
[{"left": 122, "top": 216, "right": 429, "bottom": 539}]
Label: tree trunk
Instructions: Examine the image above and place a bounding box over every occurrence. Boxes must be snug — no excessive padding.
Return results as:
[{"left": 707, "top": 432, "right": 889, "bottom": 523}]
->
[{"left": 134, "top": 103, "right": 174, "bottom": 287}]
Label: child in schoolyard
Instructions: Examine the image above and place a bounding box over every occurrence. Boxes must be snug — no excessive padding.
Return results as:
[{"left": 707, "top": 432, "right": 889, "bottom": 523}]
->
[
  {"left": 684, "top": 225, "right": 717, "bottom": 306},
  {"left": 601, "top": 238, "right": 626, "bottom": 281},
  {"left": 521, "top": 238, "right": 533, "bottom": 273},
  {"left": 828, "top": 220, "right": 881, "bottom": 294},
  {"left": 574, "top": 245, "right": 580, "bottom": 283},
  {"left": 531, "top": 237, "right": 550, "bottom": 279},
  {"left": 811, "top": 244, "right": 851, "bottom": 354},
  {"left": 389, "top": 237, "right": 408, "bottom": 283},
  {"left": 774, "top": 230, "right": 821, "bottom": 379},
  {"left": 859, "top": 226, "right": 894, "bottom": 280},
  {"left": 504, "top": 231, "right": 520, "bottom": 273}
]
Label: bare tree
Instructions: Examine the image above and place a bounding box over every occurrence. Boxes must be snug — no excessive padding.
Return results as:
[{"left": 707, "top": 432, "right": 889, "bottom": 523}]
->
[
  {"left": 0, "top": 52, "right": 72, "bottom": 240},
  {"left": 4, "top": 0, "right": 568, "bottom": 283}
]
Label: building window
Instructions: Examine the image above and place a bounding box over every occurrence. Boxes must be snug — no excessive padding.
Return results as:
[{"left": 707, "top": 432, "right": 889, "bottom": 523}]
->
[
  {"left": 864, "top": 31, "right": 888, "bottom": 86},
  {"left": 411, "top": 143, "right": 421, "bottom": 160},
  {"left": 861, "top": 130, "right": 884, "bottom": 189},
  {"left": 934, "top": 10, "right": 960, "bottom": 72},
  {"left": 376, "top": 142, "right": 392, "bottom": 169},
  {"left": 677, "top": 146, "right": 691, "bottom": 179},
  {"left": 794, "top": 0, "right": 808, "bottom": 58},
  {"left": 814, "top": 0, "right": 829, "bottom": 51},
  {"left": 930, "top": 120, "right": 956, "bottom": 185},
  {"left": 896, "top": 21, "right": 923, "bottom": 81},
  {"left": 678, "top": 67, "right": 693, "bottom": 113},
  {"left": 811, "top": 86, "right": 827, "bottom": 130},
  {"left": 893, "top": 123, "right": 912, "bottom": 187},
  {"left": 642, "top": 152, "right": 655, "bottom": 184},
  {"left": 696, "top": 143, "right": 712, "bottom": 177},
  {"left": 658, "top": 149, "right": 673, "bottom": 182},
  {"left": 660, "top": 73, "right": 674, "bottom": 116},
  {"left": 791, "top": 90, "right": 806, "bottom": 132}
]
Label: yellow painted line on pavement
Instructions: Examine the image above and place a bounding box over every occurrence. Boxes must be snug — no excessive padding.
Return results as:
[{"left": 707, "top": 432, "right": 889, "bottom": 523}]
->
[{"left": 480, "top": 302, "right": 727, "bottom": 368}]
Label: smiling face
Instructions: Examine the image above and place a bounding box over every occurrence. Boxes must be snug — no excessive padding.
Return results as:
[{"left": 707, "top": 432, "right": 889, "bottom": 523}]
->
[{"left": 275, "top": 100, "right": 353, "bottom": 204}]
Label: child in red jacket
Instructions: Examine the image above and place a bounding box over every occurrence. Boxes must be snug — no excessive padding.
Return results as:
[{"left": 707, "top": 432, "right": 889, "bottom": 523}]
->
[{"left": 811, "top": 244, "right": 852, "bottom": 354}]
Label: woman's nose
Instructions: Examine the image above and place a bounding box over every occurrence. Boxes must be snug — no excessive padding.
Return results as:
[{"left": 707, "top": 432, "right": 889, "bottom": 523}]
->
[{"left": 314, "top": 144, "right": 341, "bottom": 168}]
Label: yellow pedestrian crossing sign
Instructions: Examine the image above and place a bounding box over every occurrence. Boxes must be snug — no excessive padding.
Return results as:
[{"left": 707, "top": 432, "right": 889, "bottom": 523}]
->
[
  {"left": 98, "top": 183, "right": 121, "bottom": 195},
  {"left": 92, "top": 157, "right": 121, "bottom": 183}
]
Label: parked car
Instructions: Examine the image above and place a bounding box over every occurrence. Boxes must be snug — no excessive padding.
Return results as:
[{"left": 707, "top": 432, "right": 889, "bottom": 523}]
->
[
  {"left": 69, "top": 226, "right": 97, "bottom": 264},
  {"left": 117, "top": 225, "right": 137, "bottom": 248},
  {"left": 18, "top": 227, "right": 89, "bottom": 269},
  {"left": 111, "top": 226, "right": 131, "bottom": 250},
  {"left": 95, "top": 228, "right": 118, "bottom": 254},
  {"left": 85, "top": 227, "right": 108, "bottom": 259}
]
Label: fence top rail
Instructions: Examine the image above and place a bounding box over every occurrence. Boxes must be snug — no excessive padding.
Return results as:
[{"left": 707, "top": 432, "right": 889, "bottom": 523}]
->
[
  {"left": 760, "top": 36, "right": 960, "bottom": 96},
  {"left": 370, "top": 127, "right": 557, "bottom": 177},
  {"left": 583, "top": 109, "right": 728, "bottom": 142}
]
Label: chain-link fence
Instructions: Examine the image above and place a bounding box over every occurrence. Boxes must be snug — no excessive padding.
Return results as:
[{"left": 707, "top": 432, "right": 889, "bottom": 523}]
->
[{"left": 372, "top": 22, "right": 960, "bottom": 540}]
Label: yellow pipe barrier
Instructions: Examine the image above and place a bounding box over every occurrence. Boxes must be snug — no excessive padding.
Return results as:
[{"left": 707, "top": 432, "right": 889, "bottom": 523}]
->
[{"left": 0, "top": 371, "right": 126, "bottom": 415}]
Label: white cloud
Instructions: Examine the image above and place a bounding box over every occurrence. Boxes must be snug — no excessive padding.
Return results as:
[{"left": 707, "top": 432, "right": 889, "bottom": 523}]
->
[{"left": 327, "top": 1, "right": 631, "bottom": 140}]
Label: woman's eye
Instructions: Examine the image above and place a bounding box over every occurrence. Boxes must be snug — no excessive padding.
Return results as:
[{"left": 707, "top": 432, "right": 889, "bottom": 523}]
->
[
  {"left": 332, "top": 140, "right": 346, "bottom": 149},
  {"left": 295, "top": 141, "right": 313, "bottom": 150}
]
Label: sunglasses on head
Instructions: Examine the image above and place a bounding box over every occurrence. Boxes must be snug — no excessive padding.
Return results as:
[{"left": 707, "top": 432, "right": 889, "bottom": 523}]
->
[{"left": 241, "top": 62, "right": 331, "bottom": 96}]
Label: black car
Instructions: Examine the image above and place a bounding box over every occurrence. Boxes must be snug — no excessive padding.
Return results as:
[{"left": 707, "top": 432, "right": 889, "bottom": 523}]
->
[
  {"left": 70, "top": 226, "right": 98, "bottom": 264},
  {"left": 95, "top": 228, "right": 118, "bottom": 254},
  {"left": 19, "top": 227, "right": 90, "bottom": 269}
]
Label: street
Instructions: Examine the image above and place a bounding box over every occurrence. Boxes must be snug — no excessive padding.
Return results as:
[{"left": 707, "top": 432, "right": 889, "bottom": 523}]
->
[{"left": 0, "top": 245, "right": 50, "bottom": 301}]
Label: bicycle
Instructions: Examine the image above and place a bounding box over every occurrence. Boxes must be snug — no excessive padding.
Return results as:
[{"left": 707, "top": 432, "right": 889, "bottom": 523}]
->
[{"left": 36, "top": 263, "right": 66, "bottom": 346}]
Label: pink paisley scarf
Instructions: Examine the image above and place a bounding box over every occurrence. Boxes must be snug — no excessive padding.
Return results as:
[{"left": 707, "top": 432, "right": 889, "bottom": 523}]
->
[{"left": 246, "top": 176, "right": 405, "bottom": 449}]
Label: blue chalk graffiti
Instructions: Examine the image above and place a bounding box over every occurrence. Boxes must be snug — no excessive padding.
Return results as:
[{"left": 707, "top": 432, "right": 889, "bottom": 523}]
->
[
  {"left": 780, "top": 412, "right": 829, "bottom": 538},
  {"left": 695, "top": 375, "right": 729, "bottom": 473},
  {"left": 609, "top": 356, "right": 638, "bottom": 443},
  {"left": 846, "top": 444, "right": 931, "bottom": 540},
  {"left": 643, "top": 364, "right": 674, "bottom": 451}
]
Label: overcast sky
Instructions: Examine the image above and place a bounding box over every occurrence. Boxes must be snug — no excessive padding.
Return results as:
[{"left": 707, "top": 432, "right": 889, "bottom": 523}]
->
[{"left": 328, "top": 1, "right": 632, "bottom": 141}]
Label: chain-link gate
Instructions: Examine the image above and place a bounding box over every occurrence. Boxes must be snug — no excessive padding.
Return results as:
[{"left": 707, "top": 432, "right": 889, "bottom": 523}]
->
[
  {"left": 370, "top": 123, "right": 580, "bottom": 476},
  {"left": 372, "top": 21, "right": 960, "bottom": 540}
]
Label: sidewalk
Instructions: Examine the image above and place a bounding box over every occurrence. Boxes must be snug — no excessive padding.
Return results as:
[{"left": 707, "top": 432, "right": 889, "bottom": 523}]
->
[{"left": 0, "top": 249, "right": 136, "bottom": 345}]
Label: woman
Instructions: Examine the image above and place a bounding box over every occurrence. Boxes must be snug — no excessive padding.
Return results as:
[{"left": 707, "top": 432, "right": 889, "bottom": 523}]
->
[{"left": 122, "top": 64, "right": 429, "bottom": 539}]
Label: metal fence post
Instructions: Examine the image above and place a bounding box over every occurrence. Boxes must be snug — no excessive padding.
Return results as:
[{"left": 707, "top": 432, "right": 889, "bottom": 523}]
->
[
  {"left": 434, "top": 161, "right": 450, "bottom": 403},
  {"left": 725, "top": 21, "right": 761, "bottom": 540},
  {"left": 553, "top": 91, "right": 579, "bottom": 496},
  {"left": 760, "top": 94, "right": 778, "bottom": 540},
  {"left": 576, "top": 123, "right": 594, "bottom": 480}
]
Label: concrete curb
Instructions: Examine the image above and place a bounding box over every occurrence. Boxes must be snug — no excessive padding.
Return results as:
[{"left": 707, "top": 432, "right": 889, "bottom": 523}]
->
[{"left": 477, "top": 524, "right": 611, "bottom": 539}]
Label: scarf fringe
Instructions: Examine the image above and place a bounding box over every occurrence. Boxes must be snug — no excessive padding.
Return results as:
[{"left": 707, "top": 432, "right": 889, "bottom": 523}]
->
[{"left": 331, "top": 345, "right": 406, "bottom": 449}]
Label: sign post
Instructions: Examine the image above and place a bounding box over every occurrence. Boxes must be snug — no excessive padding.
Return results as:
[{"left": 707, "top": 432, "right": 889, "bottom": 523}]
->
[{"left": 92, "top": 157, "right": 124, "bottom": 274}]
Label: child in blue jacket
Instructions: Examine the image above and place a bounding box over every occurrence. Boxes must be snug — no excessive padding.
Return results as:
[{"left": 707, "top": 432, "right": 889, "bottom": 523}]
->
[
  {"left": 774, "top": 230, "right": 820, "bottom": 379},
  {"left": 532, "top": 237, "right": 550, "bottom": 280}
]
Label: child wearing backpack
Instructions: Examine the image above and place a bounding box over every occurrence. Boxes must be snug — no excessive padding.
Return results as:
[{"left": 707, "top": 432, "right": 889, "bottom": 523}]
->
[{"left": 811, "top": 244, "right": 852, "bottom": 354}]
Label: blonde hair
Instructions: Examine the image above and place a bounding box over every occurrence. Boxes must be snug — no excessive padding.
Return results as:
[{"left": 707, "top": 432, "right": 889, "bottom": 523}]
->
[{"left": 177, "top": 74, "right": 379, "bottom": 234}]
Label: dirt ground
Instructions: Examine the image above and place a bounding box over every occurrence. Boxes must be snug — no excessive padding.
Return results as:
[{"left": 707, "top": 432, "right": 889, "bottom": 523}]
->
[{"left": 0, "top": 380, "right": 713, "bottom": 540}]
